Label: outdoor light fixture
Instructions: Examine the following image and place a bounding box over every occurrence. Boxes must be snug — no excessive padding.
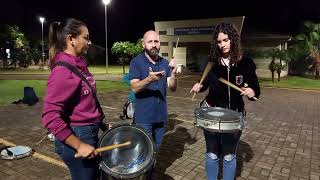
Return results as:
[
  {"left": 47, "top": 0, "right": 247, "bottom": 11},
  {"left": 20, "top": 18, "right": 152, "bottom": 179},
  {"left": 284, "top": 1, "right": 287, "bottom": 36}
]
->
[
  {"left": 39, "top": 17, "right": 45, "bottom": 67},
  {"left": 102, "top": 0, "right": 111, "bottom": 74}
]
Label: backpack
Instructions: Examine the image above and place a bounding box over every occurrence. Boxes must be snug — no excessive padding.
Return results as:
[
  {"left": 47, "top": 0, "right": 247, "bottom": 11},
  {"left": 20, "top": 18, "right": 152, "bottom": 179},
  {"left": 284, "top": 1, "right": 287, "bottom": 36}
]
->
[
  {"left": 22, "top": 87, "right": 39, "bottom": 106},
  {"left": 12, "top": 86, "right": 39, "bottom": 106}
]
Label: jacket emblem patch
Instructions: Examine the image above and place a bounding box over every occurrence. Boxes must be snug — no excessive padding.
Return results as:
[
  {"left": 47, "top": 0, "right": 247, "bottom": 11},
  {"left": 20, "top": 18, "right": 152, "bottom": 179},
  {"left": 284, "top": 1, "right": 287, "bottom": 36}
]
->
[{"left": 235, "top": 75, "right": 243, "bottom": 85}]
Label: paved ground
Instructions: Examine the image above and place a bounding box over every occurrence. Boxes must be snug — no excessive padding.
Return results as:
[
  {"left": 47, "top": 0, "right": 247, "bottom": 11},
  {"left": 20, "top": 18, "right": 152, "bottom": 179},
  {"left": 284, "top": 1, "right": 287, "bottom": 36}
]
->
[{"left": 0, "top": 75, "right": 319, "bottom": 180}]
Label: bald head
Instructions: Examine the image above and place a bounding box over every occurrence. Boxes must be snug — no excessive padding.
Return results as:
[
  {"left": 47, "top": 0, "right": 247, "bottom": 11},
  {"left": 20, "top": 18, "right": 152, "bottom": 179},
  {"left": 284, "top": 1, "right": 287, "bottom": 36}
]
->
[
  {"left": 143, "top": 30, "right": 159, "bottom": 42},
  {"left": 142, "top": 30, "right": 160, "bottom": 59}
]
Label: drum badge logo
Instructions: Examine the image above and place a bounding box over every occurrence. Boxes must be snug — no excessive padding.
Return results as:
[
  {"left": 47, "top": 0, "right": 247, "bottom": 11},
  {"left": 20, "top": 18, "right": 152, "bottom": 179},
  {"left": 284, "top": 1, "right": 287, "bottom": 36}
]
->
[{"left": 235, "top": 75, "right": 243, "bottom": 85}]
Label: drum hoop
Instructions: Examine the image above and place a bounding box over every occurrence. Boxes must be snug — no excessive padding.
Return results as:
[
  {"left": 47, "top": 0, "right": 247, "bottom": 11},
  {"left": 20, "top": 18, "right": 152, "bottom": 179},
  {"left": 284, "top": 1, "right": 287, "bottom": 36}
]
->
[
  {"left": 196, "top": 117, "right": 242, "bottom": 123},
  {"left": 98, "top": 124, "right": 156, "bottom": 179},
  {"left": 194, "top": 107, "right": 243, "bottom": 123}
]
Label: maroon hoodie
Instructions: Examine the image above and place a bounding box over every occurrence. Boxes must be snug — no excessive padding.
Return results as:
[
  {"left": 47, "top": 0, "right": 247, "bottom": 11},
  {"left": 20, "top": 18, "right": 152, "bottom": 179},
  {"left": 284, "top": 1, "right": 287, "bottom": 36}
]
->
[{"left": 42, "top": 52, "right": 102, "bottom": 142}]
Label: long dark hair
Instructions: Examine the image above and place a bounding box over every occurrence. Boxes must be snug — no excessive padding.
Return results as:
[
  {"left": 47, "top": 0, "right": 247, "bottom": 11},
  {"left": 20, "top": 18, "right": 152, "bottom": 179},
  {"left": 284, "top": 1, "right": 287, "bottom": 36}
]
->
[
  {"left": 48, "top": 18, "right": 86, "bottom": 68},
  {"left": 208, "top": 22, "right": 241, "bottom": 65}
]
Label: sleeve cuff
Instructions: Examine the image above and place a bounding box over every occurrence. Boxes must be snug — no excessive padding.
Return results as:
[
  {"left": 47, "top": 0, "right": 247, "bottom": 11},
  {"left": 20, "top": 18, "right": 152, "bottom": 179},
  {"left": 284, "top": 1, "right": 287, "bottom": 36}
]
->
[{"left": 55, "top": 128, "right": 73, "bottom": 142}]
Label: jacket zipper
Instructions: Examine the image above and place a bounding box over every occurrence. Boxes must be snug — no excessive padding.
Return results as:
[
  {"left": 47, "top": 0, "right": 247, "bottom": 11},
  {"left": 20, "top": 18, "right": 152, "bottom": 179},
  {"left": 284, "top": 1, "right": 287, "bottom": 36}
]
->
[{"left": 227, "top": 65, "right": 231, "bottom": 109}]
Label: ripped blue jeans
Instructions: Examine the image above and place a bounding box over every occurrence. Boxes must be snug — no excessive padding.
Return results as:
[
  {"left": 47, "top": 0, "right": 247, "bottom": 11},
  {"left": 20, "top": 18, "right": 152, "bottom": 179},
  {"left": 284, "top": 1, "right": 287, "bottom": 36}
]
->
[{"left": 204, "top": 129, "right": 241, "bottom": 180}]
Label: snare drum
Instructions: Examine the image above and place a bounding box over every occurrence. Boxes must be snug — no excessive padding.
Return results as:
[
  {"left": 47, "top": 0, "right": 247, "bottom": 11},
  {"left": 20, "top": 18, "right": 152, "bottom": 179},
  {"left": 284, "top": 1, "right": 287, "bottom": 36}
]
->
[
  {"left": 99, "top": 124, "right": 156, "bottom": 180},
  {"left": 194, "top": 107, "right": 244, "bottom": 133}
]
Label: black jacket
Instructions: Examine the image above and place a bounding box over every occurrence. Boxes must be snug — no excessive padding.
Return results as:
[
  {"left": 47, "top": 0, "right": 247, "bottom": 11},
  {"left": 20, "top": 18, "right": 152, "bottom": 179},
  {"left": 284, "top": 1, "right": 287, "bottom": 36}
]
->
[{"left": 200, "top": 56, "right": 260, "bottom": 112}]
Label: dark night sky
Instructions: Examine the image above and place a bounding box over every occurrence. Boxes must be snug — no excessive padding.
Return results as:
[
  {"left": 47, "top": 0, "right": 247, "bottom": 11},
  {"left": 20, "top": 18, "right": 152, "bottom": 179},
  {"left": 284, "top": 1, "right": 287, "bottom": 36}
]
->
[{"left": 1, "top": 0, "right": 320, "bottom": 47}]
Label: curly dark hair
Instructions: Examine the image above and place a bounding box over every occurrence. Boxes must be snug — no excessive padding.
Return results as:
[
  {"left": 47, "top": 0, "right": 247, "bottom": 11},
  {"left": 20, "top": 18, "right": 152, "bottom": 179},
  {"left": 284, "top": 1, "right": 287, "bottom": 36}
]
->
[{"left": 208, "top": 22, "right": 241, "bottom": 65}]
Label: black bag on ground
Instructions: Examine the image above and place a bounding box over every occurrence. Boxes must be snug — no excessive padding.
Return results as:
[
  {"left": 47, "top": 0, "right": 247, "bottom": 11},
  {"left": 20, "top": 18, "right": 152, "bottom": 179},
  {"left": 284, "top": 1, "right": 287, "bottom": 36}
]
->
[
  {"left": 22, "top": 87, "right": 39, "bottom": 105},
  {"left": 12, "top": 87, "right": 39, "bottom": 106}
]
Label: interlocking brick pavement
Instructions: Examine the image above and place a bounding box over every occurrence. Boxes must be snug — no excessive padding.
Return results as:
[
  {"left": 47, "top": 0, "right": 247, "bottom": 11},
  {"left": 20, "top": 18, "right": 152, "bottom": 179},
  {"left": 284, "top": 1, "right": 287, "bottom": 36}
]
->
[{"left": 0, "top": 75, "right": 319, "bottom": 179}]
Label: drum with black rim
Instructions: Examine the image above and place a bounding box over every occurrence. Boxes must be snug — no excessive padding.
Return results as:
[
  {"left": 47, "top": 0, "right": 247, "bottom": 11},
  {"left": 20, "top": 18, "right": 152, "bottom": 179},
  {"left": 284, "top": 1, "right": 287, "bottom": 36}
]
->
[
  {"left": 99, "top": 124, "right": 156, "bottom": 180},
  {"left": 194, "top": 107, "right": 245, "bottom": 133}
]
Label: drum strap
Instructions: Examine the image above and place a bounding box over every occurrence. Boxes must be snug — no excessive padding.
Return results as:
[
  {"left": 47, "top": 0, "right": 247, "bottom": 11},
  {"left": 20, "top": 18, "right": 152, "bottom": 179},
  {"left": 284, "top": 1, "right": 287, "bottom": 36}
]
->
[{"left": 54, "top": 61, "right": 106, "bottom": 121}]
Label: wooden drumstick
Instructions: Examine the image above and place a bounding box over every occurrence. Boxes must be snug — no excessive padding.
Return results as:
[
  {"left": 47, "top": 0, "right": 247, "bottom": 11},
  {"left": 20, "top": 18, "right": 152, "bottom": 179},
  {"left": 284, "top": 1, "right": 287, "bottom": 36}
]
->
[
  {"left": 96, "top": 141, "right": 131, "bottom": 153},
  {"left": 218, "top": 78, "right": 258, "bottom": 100},
  {"left": 172, "top": 37, "right": 179, "bottom": 58},
  {"left": 191, "top": 62, "right": 214, "bottom": 101}
]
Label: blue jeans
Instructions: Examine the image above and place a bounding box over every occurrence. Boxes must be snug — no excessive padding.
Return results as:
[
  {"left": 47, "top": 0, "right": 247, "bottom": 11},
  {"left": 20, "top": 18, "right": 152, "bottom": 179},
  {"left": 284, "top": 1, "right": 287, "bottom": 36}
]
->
[
  {"left": 135, "top": 122, "right": 165, "bottom": 151},
  {"left": 204, "top": 129, "right": 241, "bottom": 180},
  {"left": 54, "top": 123, "right": 100, "bottom": 180}
]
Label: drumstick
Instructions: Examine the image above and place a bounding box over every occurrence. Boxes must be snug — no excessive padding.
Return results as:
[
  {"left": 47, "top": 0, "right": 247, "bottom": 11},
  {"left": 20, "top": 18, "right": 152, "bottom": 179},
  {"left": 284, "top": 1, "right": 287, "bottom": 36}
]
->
[
  {"left": 96, "top": 141, "right": 131, "bottom": 153},
  {"left": 218, "top": 78, "right": 258, "bottom": 100},
  {"left": 191, "top": 62, "right": 214, "bottom": 101},
  {"left": 172, "top": 37, "right": 179, "bottom": 58}
]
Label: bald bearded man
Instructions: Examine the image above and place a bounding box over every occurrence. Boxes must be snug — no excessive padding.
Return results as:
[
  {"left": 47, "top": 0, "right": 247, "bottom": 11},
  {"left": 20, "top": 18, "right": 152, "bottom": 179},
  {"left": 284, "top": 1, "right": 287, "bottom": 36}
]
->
[{"left": 129, "top": 30, "right": 177, "bottom": 150}]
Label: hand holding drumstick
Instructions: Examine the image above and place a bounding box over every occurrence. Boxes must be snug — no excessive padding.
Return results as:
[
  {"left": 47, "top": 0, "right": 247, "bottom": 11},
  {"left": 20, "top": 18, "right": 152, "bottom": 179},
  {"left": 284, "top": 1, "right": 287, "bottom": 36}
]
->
[
  {"left": 190, "top": 62, "right": 214, "bottom": 101},
  {"left": 218, "top": 78, "right": 258, "bottom": 100},
  {"left": 96, "top": 141, "right": 131, "bottom": 153},
  {"left": 74, "top": 141, "right": 131, "bottom": 158}
]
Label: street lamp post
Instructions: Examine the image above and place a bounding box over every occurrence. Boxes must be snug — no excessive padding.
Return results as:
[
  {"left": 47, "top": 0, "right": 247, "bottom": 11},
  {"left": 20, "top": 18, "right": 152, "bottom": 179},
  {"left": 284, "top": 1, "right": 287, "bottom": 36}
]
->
[
  {"left": 39, "top": 17, "right": 45, "bottom": 68},
  {"left": 102, "top": 0, "right": 111, "bottom": 74}
]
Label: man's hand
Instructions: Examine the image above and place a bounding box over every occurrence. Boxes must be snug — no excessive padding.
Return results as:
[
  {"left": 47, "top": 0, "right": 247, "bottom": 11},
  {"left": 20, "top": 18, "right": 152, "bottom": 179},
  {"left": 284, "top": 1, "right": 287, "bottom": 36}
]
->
[
  {"left": 147, "top": 67, "right": 165, "bottom": 82},
  {"left": 169, "top": 58, "right": 177, "bottom": 76}
]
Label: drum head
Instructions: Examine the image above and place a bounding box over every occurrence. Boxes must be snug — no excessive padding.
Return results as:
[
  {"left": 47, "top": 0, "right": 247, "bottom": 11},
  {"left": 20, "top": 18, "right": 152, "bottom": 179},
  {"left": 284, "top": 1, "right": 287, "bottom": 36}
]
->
[
  {"left": 195, "top": 107, "right": 241, "bottom": 122},
  {"left": 0, "top": 146, "right": 33, "bottom": 160},
  {"left": 98, "top": 124, "right": 156, "bottom": 179},
  {"left": 126, "top": 102, "right": 134, "bottom": 119}
]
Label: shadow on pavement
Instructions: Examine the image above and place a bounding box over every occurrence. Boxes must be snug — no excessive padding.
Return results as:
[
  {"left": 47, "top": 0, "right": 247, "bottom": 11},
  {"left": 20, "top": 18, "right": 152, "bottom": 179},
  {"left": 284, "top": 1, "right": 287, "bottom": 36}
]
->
[
  {"left": 153, "top": 115, "right": 197, "bottom": 179},
  {"left": 236, "top": 140, "right": 254, "bottom": 177}
]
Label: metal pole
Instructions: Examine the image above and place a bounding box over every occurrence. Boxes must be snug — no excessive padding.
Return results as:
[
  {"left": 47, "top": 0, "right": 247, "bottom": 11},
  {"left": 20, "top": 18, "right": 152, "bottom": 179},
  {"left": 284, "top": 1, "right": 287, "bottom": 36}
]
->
[
  {"left": 41, "top": 22, "right": 44, "bottom": 66},
  {"left": 105, "top": 5, "right": 108, "bottom": 74}
]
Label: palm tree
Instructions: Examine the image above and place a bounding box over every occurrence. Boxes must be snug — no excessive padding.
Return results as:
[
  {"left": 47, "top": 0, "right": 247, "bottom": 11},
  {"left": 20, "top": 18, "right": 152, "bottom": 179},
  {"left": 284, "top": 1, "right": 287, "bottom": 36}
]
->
[
  {"left": 293, "top": 21, "right": 320, "bottom": 79},
  {"left": 265, "top": 48, "right": 290, "bottom": 82},
  {"left": 266, "top": 49, "right": 279, "bottom": 83}
]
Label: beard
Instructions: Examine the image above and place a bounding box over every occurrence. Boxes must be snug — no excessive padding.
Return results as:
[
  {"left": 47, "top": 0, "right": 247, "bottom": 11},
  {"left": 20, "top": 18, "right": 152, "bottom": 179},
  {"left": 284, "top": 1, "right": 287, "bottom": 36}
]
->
[{"left": 145, "top": 47, "right": 160, "bottom": 58}]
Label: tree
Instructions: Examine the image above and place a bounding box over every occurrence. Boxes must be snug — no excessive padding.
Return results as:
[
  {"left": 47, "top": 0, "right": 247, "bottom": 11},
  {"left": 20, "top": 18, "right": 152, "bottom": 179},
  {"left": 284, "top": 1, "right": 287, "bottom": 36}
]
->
[
  {"left": 292, "top": 21, "right": 320, "bottom": 79},
  {"left": 8, "top": 25, "right": 29, "bottom": 49},
  {"left": 133, "top": 39, "right": 143, "bottom": 57},
  {"left": 111, "top": 39, "right": 143, "bottom": 74},
  {"left": 5, "top": 25, "right": 30, "bottom": 68},
  {"left": 265, "top": 48, "right": 290, "bottom": 82},
  {"left": 266, "top": 49, "right": 278, "bottom": 83}
]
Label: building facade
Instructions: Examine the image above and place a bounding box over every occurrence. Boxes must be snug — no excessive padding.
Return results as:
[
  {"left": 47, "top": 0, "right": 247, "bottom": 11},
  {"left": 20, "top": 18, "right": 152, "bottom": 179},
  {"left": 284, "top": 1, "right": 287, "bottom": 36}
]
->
[{"left": 154, "top": 16, "right": 290, "bottom": 78}]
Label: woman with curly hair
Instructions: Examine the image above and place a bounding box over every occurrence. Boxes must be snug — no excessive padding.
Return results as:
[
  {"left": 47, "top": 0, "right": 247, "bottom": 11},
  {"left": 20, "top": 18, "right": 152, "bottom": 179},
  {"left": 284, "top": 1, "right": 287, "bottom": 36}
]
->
[{"left": 190, "top": 22, "right": 260, "bottom": 180}]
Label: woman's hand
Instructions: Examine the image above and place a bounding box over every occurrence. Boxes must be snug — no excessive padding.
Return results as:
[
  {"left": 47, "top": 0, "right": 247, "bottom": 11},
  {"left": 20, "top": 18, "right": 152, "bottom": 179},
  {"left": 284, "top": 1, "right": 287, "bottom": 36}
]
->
[
  {"left": 241, "top": 87, "right": 255, "bottom": 98},
  {"left": 190, "top": 83, "right": 203, "bottom": 93},
  {"left": 74, "top": 142, "right": 97, "bottom": 159}
]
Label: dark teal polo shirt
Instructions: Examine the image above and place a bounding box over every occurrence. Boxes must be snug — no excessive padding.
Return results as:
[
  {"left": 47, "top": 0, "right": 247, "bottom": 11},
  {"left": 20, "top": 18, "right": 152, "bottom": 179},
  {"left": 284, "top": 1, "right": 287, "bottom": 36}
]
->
[{"left": 129, "top": 53, "right": 172, "bottom": 123}]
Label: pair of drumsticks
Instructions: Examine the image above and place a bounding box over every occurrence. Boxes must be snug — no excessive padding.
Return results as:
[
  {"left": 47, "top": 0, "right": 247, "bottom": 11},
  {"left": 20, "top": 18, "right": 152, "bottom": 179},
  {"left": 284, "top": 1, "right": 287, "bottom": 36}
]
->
[{"left": 191, "top": 62, "right": 258, "bottom": 101}]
